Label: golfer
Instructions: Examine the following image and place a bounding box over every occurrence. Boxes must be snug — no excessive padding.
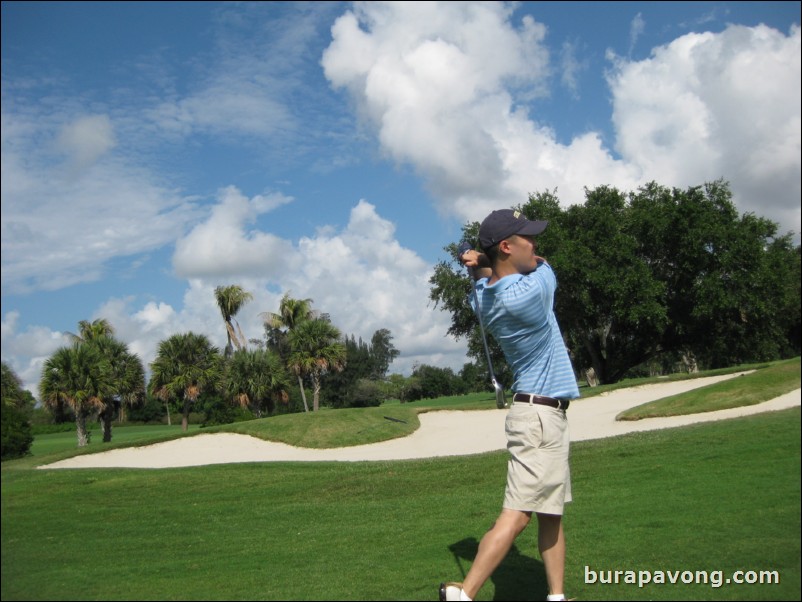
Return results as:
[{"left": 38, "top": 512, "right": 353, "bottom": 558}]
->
[{"left": 440, "top": 209, "right": 579, "bottom": 602}]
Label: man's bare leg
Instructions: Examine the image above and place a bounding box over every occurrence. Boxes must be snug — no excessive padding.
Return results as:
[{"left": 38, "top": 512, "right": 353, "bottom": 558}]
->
[
  {"left": 460, "top": 509, "right": 531, "bottom": 599},
  {"left": 536, "top": 513, "right": 565, "bottom": 596}
]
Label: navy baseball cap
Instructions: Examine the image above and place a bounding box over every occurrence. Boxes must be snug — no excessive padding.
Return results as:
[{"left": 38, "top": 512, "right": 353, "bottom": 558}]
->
[{"left": 478, "top": 209, "right": 548, "bottom": 250}]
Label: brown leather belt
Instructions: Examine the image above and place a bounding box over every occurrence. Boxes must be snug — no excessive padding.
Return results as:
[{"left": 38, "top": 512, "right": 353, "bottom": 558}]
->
[{"left": 513, "top": 393, "right": 570, "bottom": 411}]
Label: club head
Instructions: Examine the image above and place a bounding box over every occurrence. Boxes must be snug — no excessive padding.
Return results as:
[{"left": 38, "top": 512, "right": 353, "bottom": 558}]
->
[{"left": 492, "top": 379, "right": 507, "bottom": 409}]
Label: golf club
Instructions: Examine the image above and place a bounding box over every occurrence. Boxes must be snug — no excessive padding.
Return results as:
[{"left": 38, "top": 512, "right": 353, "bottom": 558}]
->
[{"left": 458, "top": 241, "right": 507, "bottom": 409}]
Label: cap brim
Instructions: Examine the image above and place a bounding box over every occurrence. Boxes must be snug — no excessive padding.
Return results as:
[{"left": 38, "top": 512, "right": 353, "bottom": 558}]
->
[{"left": 517, "top": 220, "right": 548, "bottom": 236}]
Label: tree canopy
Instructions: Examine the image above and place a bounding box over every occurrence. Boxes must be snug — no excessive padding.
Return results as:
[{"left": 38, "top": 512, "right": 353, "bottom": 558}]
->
[
  {"left": 214, "top": 285, "right": 253, "bottom": 357},
  {"left": 148, "top": 332, "right": 222, "bottom": 431}
]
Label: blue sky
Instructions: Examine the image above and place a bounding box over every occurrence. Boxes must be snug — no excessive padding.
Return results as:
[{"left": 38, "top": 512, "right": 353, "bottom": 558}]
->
[{"left": 2, "top": 1, "right": 800, "bottom": 397}]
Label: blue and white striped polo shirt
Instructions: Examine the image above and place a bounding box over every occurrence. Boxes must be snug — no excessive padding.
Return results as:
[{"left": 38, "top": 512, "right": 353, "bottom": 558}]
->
[{"left": 472, "top": 262, "right": 580, "bottom": 400}]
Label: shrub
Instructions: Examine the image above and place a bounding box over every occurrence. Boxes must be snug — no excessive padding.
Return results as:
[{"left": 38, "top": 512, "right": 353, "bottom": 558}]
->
[
  {"left": 1, "top": 401, "right": 34, "bottom": 461},
  {"left": 127, "top": 396, "right": 167, "bottom": 423},
  {"left": 199, "top": 395, "right": 253, "bottom": 427},
  {"left": 348, "top": 379, "right": 383, "bottom": 407}
]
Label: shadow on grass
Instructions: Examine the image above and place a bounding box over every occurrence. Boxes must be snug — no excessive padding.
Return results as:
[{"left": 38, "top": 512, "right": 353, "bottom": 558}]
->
[{"left": 449, "top": 536, "right": 547, "bottom": 601}]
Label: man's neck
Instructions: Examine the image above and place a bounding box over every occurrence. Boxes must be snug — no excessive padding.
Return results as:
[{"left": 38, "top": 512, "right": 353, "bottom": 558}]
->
[{"left": 488, "top": 262, "right": 518, "bottom": 285}]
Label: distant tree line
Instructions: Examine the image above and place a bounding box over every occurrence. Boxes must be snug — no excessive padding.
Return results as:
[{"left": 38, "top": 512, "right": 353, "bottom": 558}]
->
[{"left": 2, "top": 291, "right": 407, "bottom": 456}]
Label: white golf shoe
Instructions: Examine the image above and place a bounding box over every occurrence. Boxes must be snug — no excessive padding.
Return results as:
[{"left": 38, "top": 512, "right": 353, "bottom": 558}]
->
[{"left": 438, "top": 582, "right": 464, "bottom": 601}]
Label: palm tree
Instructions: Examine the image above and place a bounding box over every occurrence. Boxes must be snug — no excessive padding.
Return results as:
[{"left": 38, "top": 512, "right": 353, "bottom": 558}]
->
[
  {"left": 214, "top": 285, "right": 253, "bottom": 357},
  {"left": 92, "top": 336, "right": 145, "bottom": 441},
  {"left": 65, "top": 319, "right": 145, "bottom": 440},
  {"left": 287, "top": 318, "right": 347, "bottom": 412},
  {"left": 66, "top": 318, "right": 115, "bottom": 343},
  {"left": 224, "top": 349, "right": 291, "bottom": 417},
  {"left": 260, "top": 293, "right": 320, "bottom": 412},
  {"left": 148, "top": 332, "right": 222, "bottom": 431},
  {"left": 40, "top": 343, "right": 114, "bottom": 447}
]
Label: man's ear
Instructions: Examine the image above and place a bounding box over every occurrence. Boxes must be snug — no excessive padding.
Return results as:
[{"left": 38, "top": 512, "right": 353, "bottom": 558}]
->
[{"left": 497, "top": 239, "right": 512, "bottom": 255}]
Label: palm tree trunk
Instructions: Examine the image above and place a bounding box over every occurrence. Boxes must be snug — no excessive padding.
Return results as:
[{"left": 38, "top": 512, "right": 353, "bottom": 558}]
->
[
  {"left": 225, "top": 329, "right": 233, "bottom": 358},
  {"left": 297, "top": 375, "right": 309, "bottom": 413},
  {"left": 311, "top": 373, "right": 322, "bottom": 412},
  {"left": 76, "top": 413, "right": 90, "bottom": 447},
  {"left": 101, "top": 408, "right": 113, "bottom": 442},
  {"left": 181, "top": 399, "right": 191, "bottom": 432}
]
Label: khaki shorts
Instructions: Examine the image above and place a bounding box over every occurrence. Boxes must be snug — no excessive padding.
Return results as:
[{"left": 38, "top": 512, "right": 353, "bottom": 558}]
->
[{"left": 502, "top": 402, "right": 571, "bottom": 515}]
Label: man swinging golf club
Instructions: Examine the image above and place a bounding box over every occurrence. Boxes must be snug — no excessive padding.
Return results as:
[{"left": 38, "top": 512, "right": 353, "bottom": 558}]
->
[{"left": 440, "top": 209, "right": 580, "bottom": 602}]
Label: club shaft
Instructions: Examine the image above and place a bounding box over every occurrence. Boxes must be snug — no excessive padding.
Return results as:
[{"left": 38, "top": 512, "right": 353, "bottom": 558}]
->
[{"left": 469, "top": 267, "right": 498, "bottom": 383}]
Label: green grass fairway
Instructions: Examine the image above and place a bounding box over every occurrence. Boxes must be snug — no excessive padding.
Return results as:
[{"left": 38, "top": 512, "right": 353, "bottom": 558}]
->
[{"left": 1, "top": 408, "right": 798, "bottom": 600}]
